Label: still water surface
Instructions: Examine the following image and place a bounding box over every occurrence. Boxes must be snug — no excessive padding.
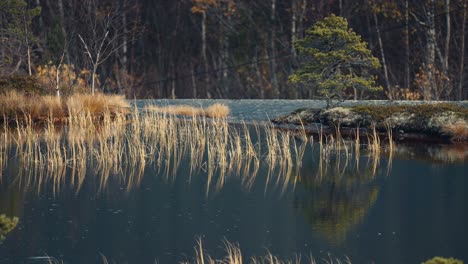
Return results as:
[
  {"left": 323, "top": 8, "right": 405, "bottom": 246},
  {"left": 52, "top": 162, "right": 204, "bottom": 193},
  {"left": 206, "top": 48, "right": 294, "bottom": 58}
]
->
[{"left": 0, "top": 100, "right": 466, "bottom": 263}]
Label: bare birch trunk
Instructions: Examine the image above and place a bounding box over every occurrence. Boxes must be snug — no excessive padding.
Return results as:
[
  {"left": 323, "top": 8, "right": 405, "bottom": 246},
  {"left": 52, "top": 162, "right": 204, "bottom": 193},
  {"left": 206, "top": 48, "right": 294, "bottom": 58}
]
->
[
  {"left": 91, "top": 67, "right": 97, "bottom": 95},
  {"left": 27, "top": 46, "right": 32, "bottom": 76},
  {"left": 56, "top": 68, "right": 60, "bottom": 97}
]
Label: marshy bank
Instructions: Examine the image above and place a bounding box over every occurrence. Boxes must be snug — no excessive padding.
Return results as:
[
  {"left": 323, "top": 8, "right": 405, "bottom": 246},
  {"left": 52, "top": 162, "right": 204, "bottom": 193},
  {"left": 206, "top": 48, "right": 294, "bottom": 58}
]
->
[
  {"left": 0, "top": 91, "right": 131, "bottom": 126},
  {"left": 271, "top": 103, "right": 468, "bottom": 143}
]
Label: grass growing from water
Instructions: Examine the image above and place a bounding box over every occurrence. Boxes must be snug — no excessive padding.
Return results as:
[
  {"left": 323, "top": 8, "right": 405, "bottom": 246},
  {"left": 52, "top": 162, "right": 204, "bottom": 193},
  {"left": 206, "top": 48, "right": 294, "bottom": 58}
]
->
[
  {"left": 0, "top": 100, "right": 394, "bottom": 196},
  {"left": 186, "top": 239, "right": 351, "bottom": 264}
]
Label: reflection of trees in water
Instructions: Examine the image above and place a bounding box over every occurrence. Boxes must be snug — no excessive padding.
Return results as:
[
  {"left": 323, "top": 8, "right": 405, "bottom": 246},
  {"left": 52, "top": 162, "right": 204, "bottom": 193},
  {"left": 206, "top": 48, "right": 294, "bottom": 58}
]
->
[
  {"left": 0, "top": 214, "right": 19, "bottom": 243},
  {"left": 393, "top": 144, "right": 467, "bottom": 164},
  {"left": 294, "top": 155, "right": 381, "bottom": 244}
]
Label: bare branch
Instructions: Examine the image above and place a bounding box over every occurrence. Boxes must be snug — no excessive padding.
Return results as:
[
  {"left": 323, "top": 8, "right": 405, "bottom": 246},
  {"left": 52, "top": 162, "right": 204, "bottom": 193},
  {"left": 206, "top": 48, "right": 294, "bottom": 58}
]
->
[{"left": 78, "top": 34, "right": 95, "bottom": 65}]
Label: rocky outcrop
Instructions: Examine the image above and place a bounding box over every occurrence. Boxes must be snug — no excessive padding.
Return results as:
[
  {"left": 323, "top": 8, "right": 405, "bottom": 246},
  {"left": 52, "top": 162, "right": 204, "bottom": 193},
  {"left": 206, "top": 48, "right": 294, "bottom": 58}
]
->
[{"left": 271, "top": 104, "right": 468, "bottom": 142}]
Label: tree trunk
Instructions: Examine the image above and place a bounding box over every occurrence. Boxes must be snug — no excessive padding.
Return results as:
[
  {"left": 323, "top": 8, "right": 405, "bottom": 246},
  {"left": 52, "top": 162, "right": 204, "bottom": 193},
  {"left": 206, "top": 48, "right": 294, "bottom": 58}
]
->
[
  {"left": 404, "top": 0, "right": 410, "bottom": 90},
  {"left": 222, "top": 3, "right": 230, "bottom": 84},
  {"left": 23, "top": 12, "right": 32, "bottom": 76},
  {"left": 57, "top": 0, "right": 70, "bottom": 65},
  {"left": 298, "top": 0, "right": 307, "bottom": 38},
  {"left": 122, "top": 0, "right": 128, "bottom": 72},
  {"left": 270, "top": 0, "right": 279, "bottom": 98},
  {"left": 191, "top": 62, "right": 197, "bottom": 98},
  {"left": 91, "top": 66, "right": 97, "bottom": 94},
  {"left": 339, "top": 0, "right": 343, "bottom": 16},
  {"left": 56, "top": 67, "right": 60, "bottom": 97},
  {"left": 373, "top": 11, "right": 391, "bottom": 99},
  {"left": 443, "top": 0, "right": 451, "bottom": 98},
  {"left": 201, "top": 11, "right": 211, "bottom": 98},
  {"left": 171, "top": 66, "right": 176, "bottom": 99},
  {"left": 291, "top": 0, "right": 297, "bottom": 60},
  {"left": 254, "top": 47, "right": 264, "bottom": 99},
  {"left": 458, "top": 0, "right": 466, "bottom": 100},
  {"left": 426, "top": 0, "right": 437, "bottom": 100},
  {"left": 27, "top": 46, "right": 32, "bottom": 76}
]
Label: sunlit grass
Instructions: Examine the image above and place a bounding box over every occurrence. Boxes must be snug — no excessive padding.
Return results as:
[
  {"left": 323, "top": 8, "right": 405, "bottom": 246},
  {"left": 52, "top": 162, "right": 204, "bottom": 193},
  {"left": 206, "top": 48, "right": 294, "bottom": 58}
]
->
[
  {"left": 186, "top": 239, "right": 351, "bottom": 264},
  {"left": 145, "top": 103, "right": 230, "bottom": 118},
  {"left": 0, "top": 91, "right": 130, "bottom": 128}
]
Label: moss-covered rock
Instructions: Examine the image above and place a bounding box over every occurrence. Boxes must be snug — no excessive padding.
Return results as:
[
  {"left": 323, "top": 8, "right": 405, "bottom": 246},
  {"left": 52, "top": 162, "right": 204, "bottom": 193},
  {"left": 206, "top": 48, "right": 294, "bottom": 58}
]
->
[
  {"left": 271, "top": 103, "right": 468, "bottom": 142},
  {"left": 319, "top": 107, "right": 369, "bottom": 127},
  {"left": 271, "top": 108, "right": 321, "bottom": 125}
]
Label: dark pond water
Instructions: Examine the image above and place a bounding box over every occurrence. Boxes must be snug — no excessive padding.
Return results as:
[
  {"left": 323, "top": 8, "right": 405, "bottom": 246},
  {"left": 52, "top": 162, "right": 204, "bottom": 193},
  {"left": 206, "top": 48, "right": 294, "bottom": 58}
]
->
[{"left": 0, "top": 100, "right": 467, "bottom": 264}]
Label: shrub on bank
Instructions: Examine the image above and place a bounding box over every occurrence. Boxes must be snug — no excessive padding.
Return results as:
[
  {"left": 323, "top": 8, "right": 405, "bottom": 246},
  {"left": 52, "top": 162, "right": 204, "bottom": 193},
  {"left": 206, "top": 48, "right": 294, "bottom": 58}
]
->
[{"left": 0, "top": 75, "right": 48, "bottom": 95}]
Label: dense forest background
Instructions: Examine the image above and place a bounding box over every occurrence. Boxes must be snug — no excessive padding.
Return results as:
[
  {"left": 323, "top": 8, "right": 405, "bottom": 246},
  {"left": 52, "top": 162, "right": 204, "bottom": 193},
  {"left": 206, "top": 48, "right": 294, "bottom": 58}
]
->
[{"left": 0, "top": 0, "right": 467, "bottom": 100}]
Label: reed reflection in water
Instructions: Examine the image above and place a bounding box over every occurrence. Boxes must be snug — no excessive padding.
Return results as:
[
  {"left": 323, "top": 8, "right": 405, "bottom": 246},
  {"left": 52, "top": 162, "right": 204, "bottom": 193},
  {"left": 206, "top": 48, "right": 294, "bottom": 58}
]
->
[{"left": 0, "top": 106, "right": 396, "bottom": 197}]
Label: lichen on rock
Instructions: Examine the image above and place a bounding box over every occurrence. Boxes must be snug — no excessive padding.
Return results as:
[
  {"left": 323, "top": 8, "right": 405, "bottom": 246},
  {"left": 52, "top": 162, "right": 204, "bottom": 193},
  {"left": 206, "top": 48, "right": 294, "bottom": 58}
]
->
[
  {"left": 319, "top": 107, "right": 367, "bottom": 127},
  {"left": 271, "top": 103, "right": 468, "bottom": 142}
]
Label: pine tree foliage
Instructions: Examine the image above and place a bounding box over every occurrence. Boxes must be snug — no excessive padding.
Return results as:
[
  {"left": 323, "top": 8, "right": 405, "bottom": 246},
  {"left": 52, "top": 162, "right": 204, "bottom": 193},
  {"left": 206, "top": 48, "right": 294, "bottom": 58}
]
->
[{"left": 289, "top": 15, "right": 382, "bottom": 102}]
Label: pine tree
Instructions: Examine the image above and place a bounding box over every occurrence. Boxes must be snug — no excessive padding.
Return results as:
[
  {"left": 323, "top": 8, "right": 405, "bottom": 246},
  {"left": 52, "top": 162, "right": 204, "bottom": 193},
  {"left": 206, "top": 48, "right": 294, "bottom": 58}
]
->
[{"left": 289, "top": 14, "right": 382, "bottom": 107}]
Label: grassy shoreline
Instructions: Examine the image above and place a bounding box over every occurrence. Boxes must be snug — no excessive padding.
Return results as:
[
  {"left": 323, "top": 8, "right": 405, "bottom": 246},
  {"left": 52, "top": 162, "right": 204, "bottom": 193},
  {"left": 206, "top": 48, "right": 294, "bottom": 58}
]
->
[{"left": 0, "top": 91, "right": 131, "bottom": 126}]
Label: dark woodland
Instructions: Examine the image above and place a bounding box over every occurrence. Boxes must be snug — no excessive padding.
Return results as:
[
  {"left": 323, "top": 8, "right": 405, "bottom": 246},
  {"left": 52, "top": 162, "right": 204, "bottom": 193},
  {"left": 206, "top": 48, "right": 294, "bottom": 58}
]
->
[{"left": 0, "top": 0, "right": 467, "bottom": 100}]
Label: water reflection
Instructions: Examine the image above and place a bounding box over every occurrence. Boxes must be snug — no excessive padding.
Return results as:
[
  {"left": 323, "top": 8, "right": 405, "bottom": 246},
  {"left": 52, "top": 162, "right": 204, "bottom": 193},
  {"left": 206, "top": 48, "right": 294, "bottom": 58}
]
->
[
  {"left": 295, "top": 153, "right": 383, "bottom": 244},
  {"left": 0, "top": 214, "right": 18, "bottom": 244},
  {"left": 1, "top": 111, "right": 467, "bottom": 263}
]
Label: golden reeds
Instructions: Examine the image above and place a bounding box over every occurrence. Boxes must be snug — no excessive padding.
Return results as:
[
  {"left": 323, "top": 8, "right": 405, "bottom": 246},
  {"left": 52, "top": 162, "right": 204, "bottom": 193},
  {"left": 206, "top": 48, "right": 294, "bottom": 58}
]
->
[
  {"left": 0, "top": 91, "right": 130, "bottom": 126},
  {"left": 145, "top": 103, "right": 230, "bottom": 118},
  {"left": 190, "top": 238, "right": 351, "bottom": 264}
]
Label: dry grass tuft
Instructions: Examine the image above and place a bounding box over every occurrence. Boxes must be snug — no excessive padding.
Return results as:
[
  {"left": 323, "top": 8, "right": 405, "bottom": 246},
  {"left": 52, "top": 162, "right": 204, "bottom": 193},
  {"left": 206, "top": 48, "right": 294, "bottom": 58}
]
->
[
  {"left": 145, "top": 103, "right": 230, "bottom": 118},
  {"left": 441, "top": 121, "right": 468, "bottom": 142},
  {"left": 204, "top": 103, "right": 230, "bottom": 118},
  {"left": 67, "top": 93, "right": 130, "bottom": 116},
  {"left": 0, "top": 91, "right": 130, "bottom": 125}
]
